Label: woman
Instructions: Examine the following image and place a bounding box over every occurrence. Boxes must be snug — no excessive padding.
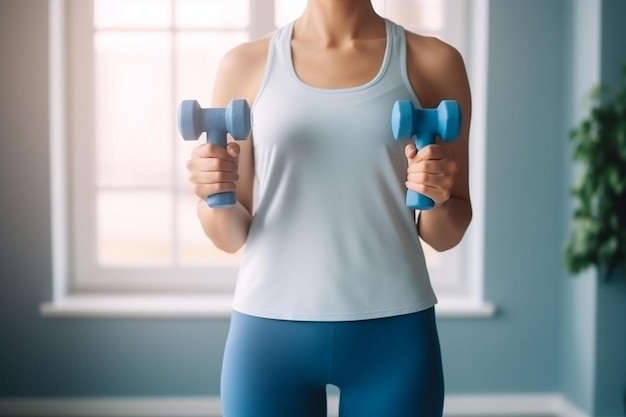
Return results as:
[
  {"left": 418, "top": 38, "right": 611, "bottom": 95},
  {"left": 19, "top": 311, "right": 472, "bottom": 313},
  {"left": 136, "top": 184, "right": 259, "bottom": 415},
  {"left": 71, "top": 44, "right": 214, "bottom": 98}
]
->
[{"left": 186, "top": 1, "right": 472, "bottom": 415}]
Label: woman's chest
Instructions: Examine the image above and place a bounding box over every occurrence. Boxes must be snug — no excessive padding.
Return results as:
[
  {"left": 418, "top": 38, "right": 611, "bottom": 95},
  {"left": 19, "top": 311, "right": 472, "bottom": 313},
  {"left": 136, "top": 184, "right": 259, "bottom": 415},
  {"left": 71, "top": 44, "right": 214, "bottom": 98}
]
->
[{"left": 290, "top": 40, "right": 387, "bottom": 89}]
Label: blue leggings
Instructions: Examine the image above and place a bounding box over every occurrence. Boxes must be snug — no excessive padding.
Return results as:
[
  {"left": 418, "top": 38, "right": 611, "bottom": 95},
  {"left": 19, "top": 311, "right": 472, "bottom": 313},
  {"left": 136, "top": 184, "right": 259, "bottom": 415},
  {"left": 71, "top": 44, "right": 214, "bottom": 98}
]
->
[{"left": 221, "top": 308, "right": 444, "bottom": 417}]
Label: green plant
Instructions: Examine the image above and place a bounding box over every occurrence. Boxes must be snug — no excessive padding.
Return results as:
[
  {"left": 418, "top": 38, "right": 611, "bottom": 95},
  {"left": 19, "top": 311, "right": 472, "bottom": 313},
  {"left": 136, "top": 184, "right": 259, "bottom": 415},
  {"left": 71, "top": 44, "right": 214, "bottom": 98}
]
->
[{"left": 565, "top": 64, "right": 626, "bottom": 280}]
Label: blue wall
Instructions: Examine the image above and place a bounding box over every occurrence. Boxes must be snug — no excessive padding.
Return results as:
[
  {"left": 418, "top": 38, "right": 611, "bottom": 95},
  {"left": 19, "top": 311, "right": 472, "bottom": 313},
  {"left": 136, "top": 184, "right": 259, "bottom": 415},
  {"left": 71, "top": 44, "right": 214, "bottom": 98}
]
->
[
  {"left": 1, "top": 0, "right": 624, "bottom": 412},
  {"left": 559, "top": 0, "right": 601, "bottom": 412},
  {"left": 439, "top": 0, "right": 565, "bottom": 393},
  {"left": 0, "top": 0, "right": 227, "bottom": 398},
  {"left": 558, "top": 0, "right": 626, "bottom": 415},
  {"left": 593, "top": 1, "right": 626, "bottom": 415}
]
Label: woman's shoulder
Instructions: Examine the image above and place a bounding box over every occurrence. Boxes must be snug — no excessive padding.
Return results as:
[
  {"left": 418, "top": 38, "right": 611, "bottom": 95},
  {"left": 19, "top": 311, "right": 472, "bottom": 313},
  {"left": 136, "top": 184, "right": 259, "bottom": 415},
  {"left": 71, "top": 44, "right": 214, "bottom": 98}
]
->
[
  {"left": 219, "top": 34, "right": 274, "bottom": 76},
  {"left": 401, "top": 28, "right": 469, "bottom": 106},
  {"left": 404, "top": 30, "right": 465, "bottom": 75},
  {"left": 212, "top": 33, "right": 275, "bottom": 104}
]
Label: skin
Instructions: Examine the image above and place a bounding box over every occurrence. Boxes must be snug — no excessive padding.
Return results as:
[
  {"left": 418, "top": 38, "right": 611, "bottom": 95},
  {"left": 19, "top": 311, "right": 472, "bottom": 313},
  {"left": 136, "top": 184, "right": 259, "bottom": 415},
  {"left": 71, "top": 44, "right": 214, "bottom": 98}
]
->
[{"left": 187, "top": 0, "right": 472, "bottom": 254}]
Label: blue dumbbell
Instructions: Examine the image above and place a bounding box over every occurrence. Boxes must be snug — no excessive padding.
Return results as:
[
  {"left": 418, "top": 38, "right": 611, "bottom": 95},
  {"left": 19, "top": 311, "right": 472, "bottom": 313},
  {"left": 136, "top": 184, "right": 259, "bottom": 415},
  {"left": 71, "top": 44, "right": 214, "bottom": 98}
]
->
[
  {"left": 178, "top": 99, "right": 251, "bottom": 208},
  {"left": 391, "top": 100, "right": 461, "bottom": 210}
]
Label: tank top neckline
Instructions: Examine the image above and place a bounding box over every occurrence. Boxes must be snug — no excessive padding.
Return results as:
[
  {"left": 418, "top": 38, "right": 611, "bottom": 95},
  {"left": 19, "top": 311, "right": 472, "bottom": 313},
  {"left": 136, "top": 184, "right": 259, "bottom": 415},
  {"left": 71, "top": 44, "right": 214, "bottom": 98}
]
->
[{"left": 284, "top": 18, "right": 393, "bottom": 94}]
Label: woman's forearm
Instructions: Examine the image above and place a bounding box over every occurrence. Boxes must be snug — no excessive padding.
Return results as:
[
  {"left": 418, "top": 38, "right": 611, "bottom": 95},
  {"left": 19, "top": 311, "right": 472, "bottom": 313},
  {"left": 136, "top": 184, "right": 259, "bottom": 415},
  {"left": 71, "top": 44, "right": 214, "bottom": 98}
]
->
[
  {"left": 197, "top": 200, "right": 252, "bottom": 253},
  {"left": 418, "top": 197, "right": 472, "bottom": 252}
]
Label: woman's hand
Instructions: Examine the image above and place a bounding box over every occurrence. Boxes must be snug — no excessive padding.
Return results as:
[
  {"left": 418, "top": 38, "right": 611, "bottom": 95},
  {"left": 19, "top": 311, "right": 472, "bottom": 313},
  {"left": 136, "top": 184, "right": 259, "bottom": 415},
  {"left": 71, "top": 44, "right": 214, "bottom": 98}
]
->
[
  {"left": 187, "top": 142, "right": 241, "bottom": 202},
  {"left": 405, "top": 142, "right": 458, "bottom": 207}
]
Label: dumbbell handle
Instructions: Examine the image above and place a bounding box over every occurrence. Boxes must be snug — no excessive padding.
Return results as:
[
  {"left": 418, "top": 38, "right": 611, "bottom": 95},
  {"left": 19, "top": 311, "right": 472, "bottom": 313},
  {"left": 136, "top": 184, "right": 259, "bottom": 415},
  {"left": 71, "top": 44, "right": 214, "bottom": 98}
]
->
[
  {"left": 406, "top": 134, "right": 435, "bottom": 210},
  {"left": 414, "top": 131, "right": 437, "bottom": 151},
  {"left": 204, "top": 121, "right": 237, "bottom": 208},
  {"left": 206, "top": 124, "right": 237, "bottom": 208},
  {"left": 407, "top": 133, "right": 437, "bottom": 210},
  {"left": 203, "top": 109, "right": 227, "bottom": 148},
  {"left": 189, "top": 109, "right": 234, "bottom": 208}
]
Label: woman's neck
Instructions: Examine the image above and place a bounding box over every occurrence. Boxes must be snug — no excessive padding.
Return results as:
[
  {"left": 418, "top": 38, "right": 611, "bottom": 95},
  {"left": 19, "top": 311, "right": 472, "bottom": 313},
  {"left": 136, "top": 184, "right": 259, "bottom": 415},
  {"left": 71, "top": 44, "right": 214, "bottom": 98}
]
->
[{"left": 296, "top": 0, "right": 384, "bottom": 45}]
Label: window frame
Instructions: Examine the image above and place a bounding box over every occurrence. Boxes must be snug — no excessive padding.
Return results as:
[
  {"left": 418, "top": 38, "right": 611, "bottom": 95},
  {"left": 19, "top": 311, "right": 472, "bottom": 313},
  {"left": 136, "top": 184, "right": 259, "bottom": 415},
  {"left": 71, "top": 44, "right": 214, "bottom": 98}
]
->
[
  {"left": 45, "top": 0, "right": 494, "bottom": 318},
  {"left": 68, "top": 0, "right": 257, "bottom": 294}
]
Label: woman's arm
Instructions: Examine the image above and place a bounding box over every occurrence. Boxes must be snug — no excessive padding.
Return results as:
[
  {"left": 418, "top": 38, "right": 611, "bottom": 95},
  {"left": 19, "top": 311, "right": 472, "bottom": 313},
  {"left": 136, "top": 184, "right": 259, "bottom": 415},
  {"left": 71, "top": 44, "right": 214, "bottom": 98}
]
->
[
  {"left": 191, "top": 39, "right": 269, "bottom": 253},
  {"left": 406, "top": 34, "right": 473, "bottom": 252}
]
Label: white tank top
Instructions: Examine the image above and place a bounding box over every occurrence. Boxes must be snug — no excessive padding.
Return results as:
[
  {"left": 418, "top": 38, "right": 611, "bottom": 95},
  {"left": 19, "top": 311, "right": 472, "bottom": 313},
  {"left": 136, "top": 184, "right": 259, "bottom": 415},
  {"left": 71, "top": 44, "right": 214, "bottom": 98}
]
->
[{"left": 233, "top": 19, "right": 437, "bottom": 321}]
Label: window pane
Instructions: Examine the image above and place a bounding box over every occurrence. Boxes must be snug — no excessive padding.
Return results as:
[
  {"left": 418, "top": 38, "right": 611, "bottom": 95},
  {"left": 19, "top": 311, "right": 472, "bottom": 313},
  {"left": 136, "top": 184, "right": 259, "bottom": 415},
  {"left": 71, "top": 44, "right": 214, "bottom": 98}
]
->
[
  {"left": 174, "top": 31, "right": 248, "bottom": 186},
  {"left": 383, "top": 0, "right": 444, "bottom": 32},
  {"left": 275, "top": 0, "right": 307, "bottom": 27},
  {"left": 95, "top": 32, "right": 173, "bottom": 187},
  {"left": 97, "top": 192, "right": 172, "bottom": 266},
  {"left": 177, "top": 194, "right": 242, "bottom": 265},
  {"left": 275, "top": 0, "right": 443, "bottom": 32},
  {"left": 95, "top": 0, "right": 171, "bottom": 28},
  {"left": 424, "top": 243, "right": 463, "bottom": 287},
  {"left": 175, "top": 0, "right": 249, "bottom": 28},
  {"left": 422, "top": 241, "right": 443, "bottom": 268}
]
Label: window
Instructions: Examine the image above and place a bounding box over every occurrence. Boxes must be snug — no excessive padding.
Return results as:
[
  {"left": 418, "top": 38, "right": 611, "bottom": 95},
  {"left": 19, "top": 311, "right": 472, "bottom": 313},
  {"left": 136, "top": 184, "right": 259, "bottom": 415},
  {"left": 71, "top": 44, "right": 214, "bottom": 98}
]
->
[{"left": 50, "top": 0, "right": 488, "bottom": 313}]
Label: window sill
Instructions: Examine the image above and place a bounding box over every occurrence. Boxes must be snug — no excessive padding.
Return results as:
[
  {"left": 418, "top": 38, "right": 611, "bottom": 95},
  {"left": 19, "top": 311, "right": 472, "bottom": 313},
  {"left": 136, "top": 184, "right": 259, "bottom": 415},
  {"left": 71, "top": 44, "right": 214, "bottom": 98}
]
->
[
  {"left": 435, "top": 299, "right": 497, "bottom": 318},
  {"left": 40, "top": 295, "right": 234, "bottom": 319},
  {"left": 41, "top": 295, "right": 496, "bottom": 319}
]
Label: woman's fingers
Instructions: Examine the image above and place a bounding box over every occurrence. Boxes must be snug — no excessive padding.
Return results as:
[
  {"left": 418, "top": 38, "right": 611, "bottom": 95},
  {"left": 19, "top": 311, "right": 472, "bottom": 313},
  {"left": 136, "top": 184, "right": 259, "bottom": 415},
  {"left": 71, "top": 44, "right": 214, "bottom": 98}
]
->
[
  {"left": 405, "top": 180, "right": 451, "bottom": 204},
  {"left": 188, "top": 157, "right": 237, "bottom": 173},
  {"left": 189, "top": 171, "right": 239, "bottom": 184},
  {"left": 405, "top": 143, "right": 457, "bottom": 205},
  {"left": 187, "top": 142, "right": 241, "bottom": 201}
]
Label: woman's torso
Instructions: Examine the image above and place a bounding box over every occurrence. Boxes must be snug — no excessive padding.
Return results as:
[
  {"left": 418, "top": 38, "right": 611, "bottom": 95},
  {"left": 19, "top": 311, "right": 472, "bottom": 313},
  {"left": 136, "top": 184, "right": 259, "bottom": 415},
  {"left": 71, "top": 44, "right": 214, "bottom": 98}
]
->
[{"left": 231, "top": 19, "right": 438, "bottom": 321}]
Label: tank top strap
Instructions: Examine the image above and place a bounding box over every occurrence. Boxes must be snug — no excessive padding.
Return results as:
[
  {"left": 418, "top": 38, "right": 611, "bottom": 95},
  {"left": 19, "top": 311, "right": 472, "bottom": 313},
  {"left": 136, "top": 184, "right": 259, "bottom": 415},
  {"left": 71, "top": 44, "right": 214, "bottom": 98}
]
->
[
  {"left": 385, "top": 20, "right": 419, "bottom": 106},
  {"left": 252, "top": 23, "right": 297, "bottom": 111},
  {"left": 273, "top": 21, "right": 296, "bottom": 78}
]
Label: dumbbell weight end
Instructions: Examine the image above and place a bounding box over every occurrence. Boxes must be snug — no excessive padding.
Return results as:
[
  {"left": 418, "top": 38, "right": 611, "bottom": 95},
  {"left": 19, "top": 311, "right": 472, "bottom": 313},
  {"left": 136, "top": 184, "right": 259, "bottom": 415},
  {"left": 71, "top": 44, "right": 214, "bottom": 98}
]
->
[
  {"left": 406, "top": 189, "right": 435, "bottom": 210},
  {"left": 206, "top": 192, "right": 238, "bottom": 208}
]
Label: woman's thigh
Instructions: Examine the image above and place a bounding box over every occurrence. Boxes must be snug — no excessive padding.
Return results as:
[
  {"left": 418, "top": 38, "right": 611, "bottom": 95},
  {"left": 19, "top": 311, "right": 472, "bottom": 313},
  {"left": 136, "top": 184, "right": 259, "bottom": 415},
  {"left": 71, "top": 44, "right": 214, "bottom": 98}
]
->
[
  {"left": 333, "top": 308, "right": 444, "bottom": 417},
  {"left": 220, "top": 311, "right": 330, "bottom": 417}
]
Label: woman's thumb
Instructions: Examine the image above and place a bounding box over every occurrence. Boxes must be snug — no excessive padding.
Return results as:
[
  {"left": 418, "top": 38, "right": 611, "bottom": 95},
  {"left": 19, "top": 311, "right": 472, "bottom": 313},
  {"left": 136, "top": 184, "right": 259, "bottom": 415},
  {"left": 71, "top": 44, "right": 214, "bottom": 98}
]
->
[
  {"left": 405, "top": 143, "right": 417, "bottom": 159},
  {"left": 226, "top": 142, "right": 240, "bottom": 159}
]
